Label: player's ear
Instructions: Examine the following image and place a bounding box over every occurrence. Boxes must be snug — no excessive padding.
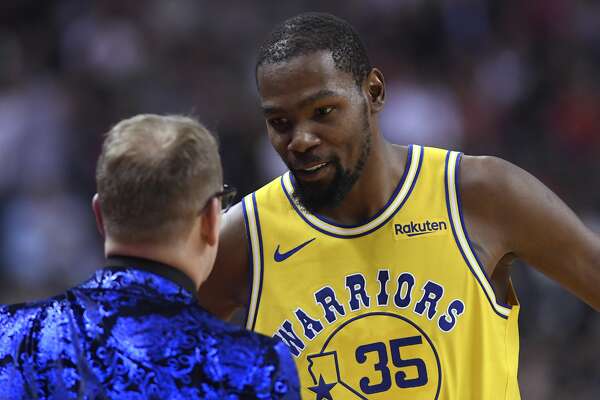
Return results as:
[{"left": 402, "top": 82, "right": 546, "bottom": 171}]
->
[
  {"left": 365, "top": 68, "right": 385, "bottom": 113},
  {"left": 92, "top": 194, "right": 105, "bottom": 237},
  {"left": 200, "top": 197, "right": 220, "bottom": 247}
]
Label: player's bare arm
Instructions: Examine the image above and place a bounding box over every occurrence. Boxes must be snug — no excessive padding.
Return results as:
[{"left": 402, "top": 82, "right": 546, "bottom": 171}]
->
[
  {"left": 460, "top": 155, "right": 600, "bottom": 311},
  {"left": 198, "top": 202, "right": 249, "bottom": 319}
]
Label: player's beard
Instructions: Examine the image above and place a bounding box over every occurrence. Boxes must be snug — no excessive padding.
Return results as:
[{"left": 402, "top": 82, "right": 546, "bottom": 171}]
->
[{"left": 292, "top": 106, "right": 371, "bottom": 215}]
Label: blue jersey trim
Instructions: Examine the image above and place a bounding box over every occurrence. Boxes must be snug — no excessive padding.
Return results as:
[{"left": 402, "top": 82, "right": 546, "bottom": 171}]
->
[
  {"left": 280, "top": 145, "right": 424, "bottom": 239},
  {"left": 454, "top": 153, "right": 513, "bottom": 310},
  {"left": 241, "top": 199, "right": 253, "bottom": 329},
  {"left": 294, "top": 145, "right": 414, "bottom": 229},
  {"left": 319, "top": 311, "right": 441, "bottom": 400},
  {"left": 251, "top": 193, "right": 265, "bottom": 331},
  {"left": 444, "top": 151, "right": 509, "bottom": 319}
]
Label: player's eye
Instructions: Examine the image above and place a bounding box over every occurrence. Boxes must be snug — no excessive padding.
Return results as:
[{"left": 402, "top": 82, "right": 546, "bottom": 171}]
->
[
  {"left": 315, "top": 106, "right": 334, "bottom": 117},
  {"left": 268, "top": 118, "right": 291, "bottom": 133}
]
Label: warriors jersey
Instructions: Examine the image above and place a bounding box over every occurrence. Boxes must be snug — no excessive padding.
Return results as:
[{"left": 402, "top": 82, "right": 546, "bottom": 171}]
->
[{"left": 242, "top": 145, "right": 520, "bottom": 400}]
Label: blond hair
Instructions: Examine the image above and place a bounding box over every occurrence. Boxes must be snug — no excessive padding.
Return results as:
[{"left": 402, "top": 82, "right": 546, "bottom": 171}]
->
[{"left": 96, "top": 114, "right": 222, "bottom": 243}]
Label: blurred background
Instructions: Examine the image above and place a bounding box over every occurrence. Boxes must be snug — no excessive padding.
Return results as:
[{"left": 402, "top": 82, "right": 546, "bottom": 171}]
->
[{"left": 0, "top": 0, "right": 598, "bottom": 397}]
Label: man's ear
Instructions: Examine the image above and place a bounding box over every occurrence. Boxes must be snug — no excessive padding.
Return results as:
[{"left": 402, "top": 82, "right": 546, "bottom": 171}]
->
[
  {"left": 92, "top": 194, "right": 105, "bottom": 237},
  {"left": 200, "top": 198, "right": 220, "bottom": 247},
  {"left": 364, "top": 68, "right": 385, "bottom": 113}
]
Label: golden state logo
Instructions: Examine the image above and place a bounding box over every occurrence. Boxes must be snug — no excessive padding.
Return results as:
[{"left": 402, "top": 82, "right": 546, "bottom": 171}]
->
[
  {"left": 272, "top": 271, "right": 465, "bottom": 399},
  {"left": 306, "top": 312, "right": 441, "bottom": 399}
]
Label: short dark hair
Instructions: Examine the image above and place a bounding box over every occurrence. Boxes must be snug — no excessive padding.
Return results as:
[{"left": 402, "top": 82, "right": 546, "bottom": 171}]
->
[
  {"left": 96, "top": 114, "right": 222, "bottom": 243},
  {"left": 256, "top": 12, "right": 372, "bottom": 86}
]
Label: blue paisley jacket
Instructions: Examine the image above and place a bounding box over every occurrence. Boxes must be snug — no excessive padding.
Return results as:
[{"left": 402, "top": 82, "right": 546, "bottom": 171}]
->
[{"left": 0, "top": 257, "right": 300, "bottom": 399}]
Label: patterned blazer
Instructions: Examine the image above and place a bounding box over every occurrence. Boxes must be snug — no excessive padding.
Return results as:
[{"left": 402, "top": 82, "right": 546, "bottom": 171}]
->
[{"left": 0, "top": 256, "right": 299, "bottom": 399}]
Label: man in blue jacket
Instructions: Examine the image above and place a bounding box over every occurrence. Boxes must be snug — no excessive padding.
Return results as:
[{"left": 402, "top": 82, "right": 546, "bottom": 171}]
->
[{"left": 0, "top": 114, "right": 300, "bottom": 399}]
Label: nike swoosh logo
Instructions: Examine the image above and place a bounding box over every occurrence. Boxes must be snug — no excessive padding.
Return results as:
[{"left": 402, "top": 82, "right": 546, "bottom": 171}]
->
[{"left": 274, "top": 238, "right": 316, "bottom": 262}]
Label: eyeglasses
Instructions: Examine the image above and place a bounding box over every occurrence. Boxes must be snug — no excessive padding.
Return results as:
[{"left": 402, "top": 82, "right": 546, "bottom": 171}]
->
[
  {"left": 216, "top": 184, "right": 237, "bottom": 213},
  {"left": 201, "top": 184, "right": 237, "bottom": 214}
]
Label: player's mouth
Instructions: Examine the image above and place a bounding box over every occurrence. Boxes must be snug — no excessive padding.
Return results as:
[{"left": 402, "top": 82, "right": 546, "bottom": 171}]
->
[{"left": 293, "top": 162, "right": 331, "bottom": 182}]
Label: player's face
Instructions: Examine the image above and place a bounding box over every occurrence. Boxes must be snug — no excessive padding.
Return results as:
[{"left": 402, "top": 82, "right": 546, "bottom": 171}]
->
[{"left": 257, "top": 51, "right": 372, "bottom": 212}]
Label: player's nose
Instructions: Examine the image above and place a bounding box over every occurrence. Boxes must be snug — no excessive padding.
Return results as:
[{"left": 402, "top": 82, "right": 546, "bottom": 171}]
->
[{"left": 287, "top": 129, "right": 320, "bottom": 153}]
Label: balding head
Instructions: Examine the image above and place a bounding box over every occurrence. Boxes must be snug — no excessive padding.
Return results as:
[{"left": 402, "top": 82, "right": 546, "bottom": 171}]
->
[{"left": 96, "top": 114, "right": 222, "bottom": 244}]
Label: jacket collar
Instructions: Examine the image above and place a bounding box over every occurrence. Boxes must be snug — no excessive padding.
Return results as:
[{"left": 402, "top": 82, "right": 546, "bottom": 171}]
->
[{"left": 103, "top": 255, "right": 197, "bottom": 296}]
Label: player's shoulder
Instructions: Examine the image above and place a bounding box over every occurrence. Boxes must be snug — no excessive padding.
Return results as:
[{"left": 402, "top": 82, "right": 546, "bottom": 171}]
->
[
  {"left": 458, "top": 154, "right": 521, "bottom": 196},
  {"left": 457, "top": 154, "right": 537, "bottom": 230},
  {"left": 224, "top": 176, "right": 285, "bottom": 224},
  {"left": 252, "top": 173, "right": 287, "bottom": 196}
]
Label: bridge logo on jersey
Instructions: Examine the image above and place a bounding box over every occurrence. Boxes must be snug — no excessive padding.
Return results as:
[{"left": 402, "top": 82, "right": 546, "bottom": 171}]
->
[
  {"left": 271, "top": 271, "right": 465, "bottom": 399},
  {"left": 306, "top": 312, "right": 441, "bottom": 399},
  {"left": 394, "top": 219, "right": 448, "bottom": 240}
]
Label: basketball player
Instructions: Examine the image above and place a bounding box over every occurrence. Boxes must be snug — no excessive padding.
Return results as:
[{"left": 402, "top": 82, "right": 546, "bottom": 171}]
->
[{"left": 199, "top": 13, "right": 600, "bottom": 399}]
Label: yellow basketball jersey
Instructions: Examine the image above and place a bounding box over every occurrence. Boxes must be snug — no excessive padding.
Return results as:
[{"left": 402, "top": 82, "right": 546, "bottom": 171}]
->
[{"left": 242, "top": 145, "right": 520, "bottom": 400}]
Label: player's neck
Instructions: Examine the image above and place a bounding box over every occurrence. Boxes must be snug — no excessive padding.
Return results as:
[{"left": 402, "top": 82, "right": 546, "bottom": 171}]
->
[{"left": 316, "top": 139, "right": 407, "bottom": 225}]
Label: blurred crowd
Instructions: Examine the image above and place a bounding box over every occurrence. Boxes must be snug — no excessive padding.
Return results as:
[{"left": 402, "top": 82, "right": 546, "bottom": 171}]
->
[{"left": 0, "top": 0, "right": 598, "bottom": 398}]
